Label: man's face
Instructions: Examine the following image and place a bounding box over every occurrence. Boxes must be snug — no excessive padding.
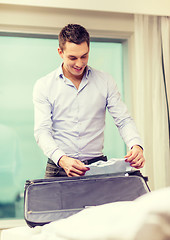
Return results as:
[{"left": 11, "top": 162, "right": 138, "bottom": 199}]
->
[{"left": 58, "top": 41, "right": 89, "bottom": 80}]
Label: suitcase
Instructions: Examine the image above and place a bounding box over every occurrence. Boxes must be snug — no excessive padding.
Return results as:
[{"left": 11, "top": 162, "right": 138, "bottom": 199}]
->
[{"left": 24, "top": 171, "right": 150, "bottom": 227}]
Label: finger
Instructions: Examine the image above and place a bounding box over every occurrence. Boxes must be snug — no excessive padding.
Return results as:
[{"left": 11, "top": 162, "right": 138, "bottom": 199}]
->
[
  {"left": 68, "top": 167, "right": 84, "bottom": 176},
  {"left": 68, "top": 164, "right": 89, "bottom": 176},
  {"left": 76, "top": 160, "right": 86, "bottom": 166},
  {"left": 134, "top": 162, "right": 144, "bottom": 169},
  {"left": 124, "top": 151, "right": 132, "bottom": 159},
  {"left": 69, "top": 167, "right": 87, "bottom": 177},
  {"left": 125, "top": 152, "right": 139, "bottom": 163},
  {"left": 130, "top": 158, "right": 144, "bottom": 168},
  {"left": 66, "top": 168, "right": 84, "bottom": 177},
  {"left": 129, "top": 155, "right": 141, "bottom": 164},
  {"left": 124, "top": 152, "right": 133, "bottom": 162},
  {"left": 73, "top": 162, "right": 90, "bottom": 172},
  {"left": 136, "top": 160, "right": 145, "bottom": 169},
  {"left": 129, "top": 152, "right": 140, "bottom": 162},
  {"left": 131, "top": 153, "right": 145, "bottom": 168},
  {"left": 130, "top": 159, "right": 142, "bottom": 167},
  {"left": 68, "top": 172, "right": 85, "bottom": 177},
  {"left": 76, "top": 160, "right": 90, "bottom": 170}
]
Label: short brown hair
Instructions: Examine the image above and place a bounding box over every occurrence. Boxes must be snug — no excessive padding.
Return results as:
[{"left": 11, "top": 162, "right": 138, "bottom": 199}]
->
[{"left": 58, "top": 24, "right": 90, "bottom": 51}]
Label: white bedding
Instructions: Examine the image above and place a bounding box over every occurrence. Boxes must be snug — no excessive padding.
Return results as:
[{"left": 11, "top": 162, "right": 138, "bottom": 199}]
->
[{"left": 2, "top": 187, "right": 170, "bottom": 240}]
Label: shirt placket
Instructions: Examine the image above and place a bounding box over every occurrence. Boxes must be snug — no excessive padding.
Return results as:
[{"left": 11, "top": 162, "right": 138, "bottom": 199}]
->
[
  {"left": 76, "top": 91, "right": 82, "bottom": 160},
  {"left": 65, "top": 76, "right": 88, "bottom": 160}
]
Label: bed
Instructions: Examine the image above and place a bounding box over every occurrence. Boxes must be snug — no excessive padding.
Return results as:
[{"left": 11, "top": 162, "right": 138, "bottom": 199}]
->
[{"left": 1, "top": 187, "right": 170, "bottom": 240}]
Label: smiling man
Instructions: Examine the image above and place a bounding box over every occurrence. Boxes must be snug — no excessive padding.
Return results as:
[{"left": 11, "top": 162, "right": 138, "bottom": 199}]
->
[{"left": 33, "top": 24, "right": 145, "bottom": 178}]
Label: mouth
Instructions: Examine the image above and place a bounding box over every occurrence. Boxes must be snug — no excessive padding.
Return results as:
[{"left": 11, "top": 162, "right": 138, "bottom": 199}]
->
[{"left": 73, "top": 67, "right": 83, "bottom": 72}]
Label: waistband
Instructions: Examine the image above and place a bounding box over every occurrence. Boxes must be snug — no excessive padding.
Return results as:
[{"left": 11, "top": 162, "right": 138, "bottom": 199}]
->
[
  {"left": 82, "top": 155, "right": 107, "bottom": 165},
  {"left": 47, "top": 155, "right": 107, "bottom": 166}
]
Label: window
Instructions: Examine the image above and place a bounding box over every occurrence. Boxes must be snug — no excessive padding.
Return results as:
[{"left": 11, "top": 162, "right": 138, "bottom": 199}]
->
[{"left": 0, "top": 35, "right": 125, "bottom": 219}]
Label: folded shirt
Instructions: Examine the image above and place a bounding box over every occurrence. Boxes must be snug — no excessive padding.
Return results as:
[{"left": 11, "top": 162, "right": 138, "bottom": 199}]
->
[{"left": 85, "top": 158, "right": 133, "bottom": 176}]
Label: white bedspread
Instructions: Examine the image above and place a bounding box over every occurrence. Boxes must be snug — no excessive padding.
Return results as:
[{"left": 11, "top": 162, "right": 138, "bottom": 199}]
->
[{"left": 2, "top": 187, "right": 170, "bottom": 240}]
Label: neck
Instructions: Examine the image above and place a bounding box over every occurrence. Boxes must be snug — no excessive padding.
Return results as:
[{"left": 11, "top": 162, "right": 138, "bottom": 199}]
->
[
  {"left": 63, "top": 67, "right": 84, "bottom": 81},
  {"left": 62, "top": 65, "right": 85, "bottom": 89}
]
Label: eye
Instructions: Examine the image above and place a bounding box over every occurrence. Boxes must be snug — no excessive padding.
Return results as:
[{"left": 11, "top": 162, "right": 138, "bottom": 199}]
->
[
  {"left": 81, "top": 55, "right": 87, "bottom": 59},
  {"left": 69, "top": 57, "right": 76, "bottom": 60}
]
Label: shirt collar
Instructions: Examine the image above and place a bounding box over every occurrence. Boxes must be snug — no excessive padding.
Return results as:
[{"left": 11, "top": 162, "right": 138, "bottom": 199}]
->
[
  {"left": 55, "top": 64, "right": 92, "bottom": 80},
  {"left": 85, "top": 65, "right": 92, "bottom": 79},
  {"left": 56, "top": 63, "right": 64, "bottom": 79}
]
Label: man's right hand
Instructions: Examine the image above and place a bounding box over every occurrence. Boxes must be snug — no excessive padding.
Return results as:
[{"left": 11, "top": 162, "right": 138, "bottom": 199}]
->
[{"left": 58, "top": 156, "right": 90, "bottom": 177}]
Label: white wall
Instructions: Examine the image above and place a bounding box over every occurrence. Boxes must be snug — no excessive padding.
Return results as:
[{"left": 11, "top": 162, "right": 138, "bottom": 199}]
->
[
  {"left": 0, "top": 0, "right": 170, "bottom": 16},
  {"left": 0, "top": 4, "right": 134, "bottom": 36}
]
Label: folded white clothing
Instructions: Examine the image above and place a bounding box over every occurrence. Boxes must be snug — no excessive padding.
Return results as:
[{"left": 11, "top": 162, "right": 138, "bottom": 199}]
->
[{"left": 85, "top": 158, "right": 133, "bottom": 175}]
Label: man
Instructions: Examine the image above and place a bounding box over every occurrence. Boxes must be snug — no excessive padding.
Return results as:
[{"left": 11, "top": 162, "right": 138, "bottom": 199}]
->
[{"left": 33, "top": 24, "right": 145, "bottom": 178}]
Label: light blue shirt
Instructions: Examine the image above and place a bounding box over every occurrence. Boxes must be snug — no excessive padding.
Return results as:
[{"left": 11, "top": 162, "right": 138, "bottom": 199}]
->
[{"left": 33, "top": 65, "right": 142, "bottom": 165}]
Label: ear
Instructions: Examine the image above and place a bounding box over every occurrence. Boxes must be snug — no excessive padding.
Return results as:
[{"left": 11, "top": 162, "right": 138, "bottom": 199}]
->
[{"left": 58, "top": 47, "right": 63, "bottom": 59}]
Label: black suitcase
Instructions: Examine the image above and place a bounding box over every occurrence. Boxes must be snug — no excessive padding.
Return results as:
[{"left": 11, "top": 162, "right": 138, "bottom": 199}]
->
[{"left": 24, "top": 171, "right": 150, "bottom": 227}]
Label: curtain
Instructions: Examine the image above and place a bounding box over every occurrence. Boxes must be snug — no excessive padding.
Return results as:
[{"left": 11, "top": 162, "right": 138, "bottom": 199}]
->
[
  {"left": 161, "top": 17, "right": 170, "bottom": 139},
  {"left": 134, "top": 15, "right": 170, "bottom": 190}
]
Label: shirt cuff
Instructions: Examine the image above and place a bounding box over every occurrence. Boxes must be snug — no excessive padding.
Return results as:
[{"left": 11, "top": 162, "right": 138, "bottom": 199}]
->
[
  {"left": 131, "top": 145, "right": 143, "bottom": 150},
  {"left": 50, "top": 149, "right": 66, "bottom": 167},
  {"left": 127, "top": 139, "right": 144, "bottom": 151}
]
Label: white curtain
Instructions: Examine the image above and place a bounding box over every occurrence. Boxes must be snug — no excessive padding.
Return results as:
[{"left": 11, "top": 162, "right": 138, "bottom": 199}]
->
[
  {"left": 134, "top": 15, "right": 170, "bottom": 190},
  {"left": 161, "top": 17, "right": 170, "bottom": 134}
]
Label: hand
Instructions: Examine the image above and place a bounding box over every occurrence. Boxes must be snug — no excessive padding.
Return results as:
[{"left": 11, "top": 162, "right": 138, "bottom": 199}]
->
[
  {"left": 124, "top": 145, "right": 145, "bottom": 169},
  {"left": 59, "top": 156, "right": 90, "bottom": 177}
]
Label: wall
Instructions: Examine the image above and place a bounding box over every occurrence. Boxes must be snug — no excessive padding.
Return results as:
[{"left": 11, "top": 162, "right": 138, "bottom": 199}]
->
[
  {"left": 0, "top": 3, "right": 134, "bottom": 37},
  {"left": 0, "top": 0, "right": 170, "bottom": 16}
]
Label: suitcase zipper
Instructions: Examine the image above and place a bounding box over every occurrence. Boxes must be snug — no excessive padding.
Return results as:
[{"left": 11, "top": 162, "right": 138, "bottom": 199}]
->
[{"left": 27, "top": 208, "right": 83, "bottom": 214}]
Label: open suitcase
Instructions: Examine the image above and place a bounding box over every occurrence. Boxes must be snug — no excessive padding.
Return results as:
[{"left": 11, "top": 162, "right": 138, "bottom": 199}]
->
[{"left": 24, "top": 171, "right": 150, "bottom": 227}]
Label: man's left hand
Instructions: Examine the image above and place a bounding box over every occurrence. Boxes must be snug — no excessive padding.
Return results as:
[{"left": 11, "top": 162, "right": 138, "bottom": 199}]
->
[{"left": 124, "top": 145, "right": 145, "bottom": 169}]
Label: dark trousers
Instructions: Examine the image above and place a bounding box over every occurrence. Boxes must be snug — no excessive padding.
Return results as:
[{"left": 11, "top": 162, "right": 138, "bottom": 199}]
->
[{"left": 45, "top": 156, "right": 107, "bottom": 178}]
